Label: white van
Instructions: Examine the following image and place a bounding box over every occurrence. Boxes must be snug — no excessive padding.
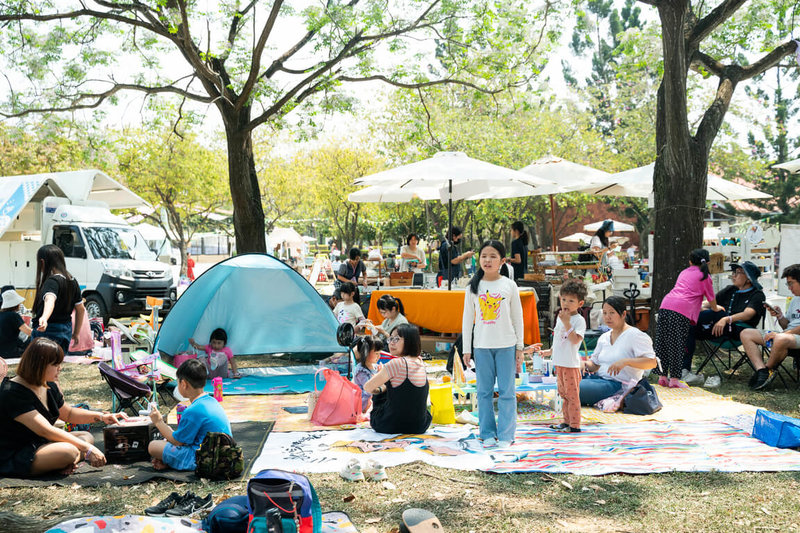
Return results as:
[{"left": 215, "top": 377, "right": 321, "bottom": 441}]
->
[{"left": 0, "top": 171, "right": 177, "bottom": 323}]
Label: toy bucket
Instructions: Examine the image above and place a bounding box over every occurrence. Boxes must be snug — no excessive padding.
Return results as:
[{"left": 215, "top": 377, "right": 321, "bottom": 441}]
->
[{"left": 429, "top": 383, "right": 456, "bottom": 424}]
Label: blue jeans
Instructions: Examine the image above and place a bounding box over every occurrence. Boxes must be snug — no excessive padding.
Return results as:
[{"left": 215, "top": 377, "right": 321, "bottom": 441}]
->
[
  {"left": 579, "top": 374, "right": 622, "bottom": 406},
  {"left": 474, "top": 346, "right": 516, "bottom": 442}
]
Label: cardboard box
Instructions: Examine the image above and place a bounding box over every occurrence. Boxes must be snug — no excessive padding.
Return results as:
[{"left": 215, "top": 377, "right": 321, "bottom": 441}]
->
[
  {"left": 103, "top": 418, "right": 161, "bottom": 463},
  {"left": 421, "top": 334, "right": 457, "bottom": 354}
]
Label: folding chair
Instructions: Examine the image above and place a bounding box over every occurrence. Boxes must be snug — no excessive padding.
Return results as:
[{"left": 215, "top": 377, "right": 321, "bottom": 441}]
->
[
  {"left": 98, "top": 362, "right": 154, "bottom": 415},
  {"left": 696, "top": 319, "right": 764, "bottom": 380}
]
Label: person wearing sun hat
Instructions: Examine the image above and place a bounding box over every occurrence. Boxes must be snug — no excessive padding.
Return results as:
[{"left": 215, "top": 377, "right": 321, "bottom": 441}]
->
[
  {"left": 684, "top": 260, "right": 766, "bottom": 373},
  {"left": 0, "top": 288, "right": 33, "bottom": 358}
]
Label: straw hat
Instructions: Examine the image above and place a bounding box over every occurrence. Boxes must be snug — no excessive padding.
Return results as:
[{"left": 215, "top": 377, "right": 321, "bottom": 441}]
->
[{"left": 1, "top": 289, "right": 25, "bottom": 310}]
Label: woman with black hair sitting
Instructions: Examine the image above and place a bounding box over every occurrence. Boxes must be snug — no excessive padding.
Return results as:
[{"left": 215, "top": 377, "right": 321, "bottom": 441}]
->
[
  {"left": 364, "top": 324, "right": 431, "bottom": 434},
  {"left": 372, "top": 295, "right": 409, "bottom": 340}
]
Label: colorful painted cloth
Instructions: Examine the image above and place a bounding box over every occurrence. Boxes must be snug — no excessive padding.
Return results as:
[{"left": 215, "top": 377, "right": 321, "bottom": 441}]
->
[{"left": 47, "top": 515, "right": 203, "bottom": 533}]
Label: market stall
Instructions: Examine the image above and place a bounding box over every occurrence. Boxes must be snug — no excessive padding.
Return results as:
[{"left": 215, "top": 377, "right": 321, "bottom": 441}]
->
[{"left": 366, "top": 288, "right": 541, "bottom": 345}]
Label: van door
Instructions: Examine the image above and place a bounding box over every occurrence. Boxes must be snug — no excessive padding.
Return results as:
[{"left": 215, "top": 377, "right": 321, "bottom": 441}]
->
[{"left": 52, "top": 225, "right": 89, "bottom": 292}]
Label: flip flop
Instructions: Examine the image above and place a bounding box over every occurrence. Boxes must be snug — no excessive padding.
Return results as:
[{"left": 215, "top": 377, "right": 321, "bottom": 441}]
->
[{"left": 400, "top": 508, "right": 443, "bottom": 532}]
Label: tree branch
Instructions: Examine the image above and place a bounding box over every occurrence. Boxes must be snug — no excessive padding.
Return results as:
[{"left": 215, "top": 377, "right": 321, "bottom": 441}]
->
[
  {"left": 0, "top": 8, "right": 169, "bottom": 39},
  {"left": 236, "top": 0, "right": 284, "bottom": 110},
  {"left": 0, "top": 82, "right": 214, "bottom": 119},
  {"left": 220, "top": 0, "right": 259, "bottom": 63},
  {"left": 338, "top": 74, "right": 502, "bottom": 94},
  {"left": 739, "top": 40, "right": 799, "bottom": 81},
  {"left": 690, "top": 50, "right": 725, "bottom": 77},
  {"left": 688, "top": 0, "right": 748, "bottom": 49}
]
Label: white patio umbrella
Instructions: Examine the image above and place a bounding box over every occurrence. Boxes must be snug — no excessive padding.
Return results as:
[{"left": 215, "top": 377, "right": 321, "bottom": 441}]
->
[
  {"left": 349, "top": 152, "right": 560, "bottom": 289},
  {"left": 568, "top": 163, "right": 772, "bottom": 201},
  {"left": 559, "top": 232, "right": 593, "bottom": 243},
  {"left": 520, "top": 156, "right": 612, "bottom": 250},
  {"left": 584, "top": 219, "right": 635, "bottom": 232},
  {"left": 773, "top": 159, "right": 800, "bottom": 174}
]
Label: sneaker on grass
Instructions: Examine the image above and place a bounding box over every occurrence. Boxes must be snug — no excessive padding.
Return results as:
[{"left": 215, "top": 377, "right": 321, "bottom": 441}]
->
[
  {"left": 681, "top": 369, "right": 705, "bottom": 386},
  {"left": 145, "top": 491, "right": 192, "bottom": 517},
  {"left": 165, "top": 493, "right": 213, "bottom": 517},
  {"left": 753, "top": 368, "right": 776, "bottom": 391},
  {"left": 339, "top": 458, "right": 365, "bottom": 482}
]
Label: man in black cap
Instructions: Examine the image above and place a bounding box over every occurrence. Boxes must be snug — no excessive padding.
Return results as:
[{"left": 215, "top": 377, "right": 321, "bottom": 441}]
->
[{"left": 684, "top": 261, "right": 766, "bottom": 373}]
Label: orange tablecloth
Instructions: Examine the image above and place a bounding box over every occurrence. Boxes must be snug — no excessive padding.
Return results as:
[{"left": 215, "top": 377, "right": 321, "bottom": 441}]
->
[{"left": 367, "top": 288, "right": 541, "bottom": 344}]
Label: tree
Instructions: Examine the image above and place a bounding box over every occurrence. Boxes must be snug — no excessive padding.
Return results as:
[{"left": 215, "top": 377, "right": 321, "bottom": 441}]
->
[
  {"left": 640, "top": 0, "right": 798, "bottom": 311},
  {"left": 0, "top": 0, "right": 559, "bottom": 254},
  {"left": 116, "top": 129, "right": 229, "bottom": 273}
]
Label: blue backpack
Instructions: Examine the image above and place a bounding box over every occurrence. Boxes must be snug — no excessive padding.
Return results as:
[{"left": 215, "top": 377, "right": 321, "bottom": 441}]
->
[
  {"left": 246, "top": 469, "right": 322, "bottom": 533},
  {"left": 204, "top": 495, "right": 249, "bottom": 533}
]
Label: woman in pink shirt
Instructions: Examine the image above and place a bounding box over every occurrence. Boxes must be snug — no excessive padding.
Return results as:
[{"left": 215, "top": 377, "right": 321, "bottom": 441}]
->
[{"left": 654, "top": 249, "right": 717, "bottom": 387}]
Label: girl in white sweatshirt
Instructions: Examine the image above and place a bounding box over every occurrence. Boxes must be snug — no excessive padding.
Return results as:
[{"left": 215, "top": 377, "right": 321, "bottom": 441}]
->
[{"left": 461, "top": 240, "right": 524, "bottom": 449}]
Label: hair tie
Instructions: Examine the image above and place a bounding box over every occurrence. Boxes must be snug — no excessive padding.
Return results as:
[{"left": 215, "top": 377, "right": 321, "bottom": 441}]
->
[{"left": 700, "top": 258, "right": 707, "bottom": 263}]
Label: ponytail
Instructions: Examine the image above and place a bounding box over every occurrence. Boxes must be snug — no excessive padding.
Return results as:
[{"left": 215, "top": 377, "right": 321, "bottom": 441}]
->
[
  {"left": 468, "top": 268, "right": 485, "bottom": 295},
  {"left": 689, "top": 248, "right": 711, "bottom": 280},
  {"left": 355, "top": 336, "right": 376, "bottom": 366},
  {"left": 377, "top": 295, "right": 405, "bottom": 315},
  {"left": 511, "top": 221, "right": 529, "bottom": 246}
]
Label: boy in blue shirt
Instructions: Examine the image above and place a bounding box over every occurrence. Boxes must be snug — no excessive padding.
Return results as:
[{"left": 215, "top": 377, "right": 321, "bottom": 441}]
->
[{"left": 148, "top": 359, "right": 232, "bottom": 471}]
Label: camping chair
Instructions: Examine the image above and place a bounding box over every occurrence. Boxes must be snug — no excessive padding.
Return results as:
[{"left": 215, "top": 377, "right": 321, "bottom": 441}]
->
[
  {"left": 98, "top": 362, "right": 154, "bottom": 415},
  {"left": 696, "top": 326, "right": 749, "bottom": 380}
]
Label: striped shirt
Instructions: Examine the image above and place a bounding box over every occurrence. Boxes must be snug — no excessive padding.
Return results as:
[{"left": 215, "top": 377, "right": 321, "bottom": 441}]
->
[{"left": 384, "top": 356, "right": 427, "bottom": 388}]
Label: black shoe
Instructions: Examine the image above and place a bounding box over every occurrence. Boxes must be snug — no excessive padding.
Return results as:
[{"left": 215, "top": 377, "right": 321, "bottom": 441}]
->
[
  {"left": 145, "top": 491, "right": 184, "bottom": 516},
  {"left": 751, "top": 368, "right": 770, "bottom": 390},
  {"left": 555, "top": 426, "right": 581, "bottom": 433},
  {"left": 748, "top": 370, "right": 760, "bottom": 388},
  {"left": 166, "top": 493, "right": 213, "bottom": 516},
  {"left": 753, "top": 368, "right": 777, "bottom": 391},
  {"left": 549, "top": 423, "right": 568, "bottom": 430}
]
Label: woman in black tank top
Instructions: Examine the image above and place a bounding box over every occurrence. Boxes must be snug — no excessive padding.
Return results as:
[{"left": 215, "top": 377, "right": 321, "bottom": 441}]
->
[{"left": 364, "top": 324, "right": 432, "bottom": 434}]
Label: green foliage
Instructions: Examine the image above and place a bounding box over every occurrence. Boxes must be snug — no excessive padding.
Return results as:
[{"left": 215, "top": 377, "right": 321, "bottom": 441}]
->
[{"left": 114, "top": 126, "right": 229, "bottom": 270}]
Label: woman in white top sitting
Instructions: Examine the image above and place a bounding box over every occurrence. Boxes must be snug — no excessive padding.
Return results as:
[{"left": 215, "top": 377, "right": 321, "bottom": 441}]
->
[
  {"left": 399, "top": 234, "right": 426, "bottom": 273},
  {"left": 580, "top": 296, "right": 657, "bottom": 405}
]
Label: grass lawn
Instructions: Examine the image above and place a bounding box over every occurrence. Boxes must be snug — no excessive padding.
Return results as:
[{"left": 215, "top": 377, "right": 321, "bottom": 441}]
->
[{"left": 2, "top": 355, "right": 800, "bottom": 532}]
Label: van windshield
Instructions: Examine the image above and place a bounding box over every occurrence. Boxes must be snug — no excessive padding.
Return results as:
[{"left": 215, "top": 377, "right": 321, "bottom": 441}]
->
[{"left": 83, "top": 226, "right": 156, "bottom": 260}]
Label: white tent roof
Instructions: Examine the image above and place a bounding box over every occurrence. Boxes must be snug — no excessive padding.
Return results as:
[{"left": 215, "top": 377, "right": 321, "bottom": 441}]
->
[{"left": 773, "top": 159, "right": 800, "bottom": 174}]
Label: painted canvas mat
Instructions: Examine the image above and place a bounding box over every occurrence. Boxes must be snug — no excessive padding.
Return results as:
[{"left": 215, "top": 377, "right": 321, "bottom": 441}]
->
[
  {"left": 487, "top": 421, "right": 800, "bottom": 475},
  {"left": 579, "top": 385, "right": 759, "bottom": 424},
  {"left": 250, "top": 426, "right": 511, "bottom": 474}
]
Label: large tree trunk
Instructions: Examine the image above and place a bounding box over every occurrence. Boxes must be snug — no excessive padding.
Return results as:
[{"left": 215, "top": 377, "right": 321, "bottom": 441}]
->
[{"left": 223, "top": 109, "right": 266, "bottom": 254}]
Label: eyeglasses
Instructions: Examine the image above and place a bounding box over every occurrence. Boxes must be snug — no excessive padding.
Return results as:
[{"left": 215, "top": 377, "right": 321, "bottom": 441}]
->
[
  {"left": 730, "top": 270, "right": 744, "bottom": 278},
  {"left": 388, "top": 336, "right": 401, "bottom": 344}
]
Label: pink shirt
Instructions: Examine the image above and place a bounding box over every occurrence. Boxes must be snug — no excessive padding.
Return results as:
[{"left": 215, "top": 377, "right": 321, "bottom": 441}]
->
[{"left": 659, "top": 265, "right": 715, "bottom": 324}]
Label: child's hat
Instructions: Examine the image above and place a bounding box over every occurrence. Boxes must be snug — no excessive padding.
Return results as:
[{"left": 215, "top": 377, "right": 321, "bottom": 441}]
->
[{"left": 1, "top": 289, "right": 25, "bottom": 309}]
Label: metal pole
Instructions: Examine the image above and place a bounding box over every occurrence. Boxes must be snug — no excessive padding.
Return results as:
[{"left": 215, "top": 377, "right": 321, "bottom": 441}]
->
[
  {"left": 448, "top": 179, "right": 453, "bottom": 290},
  {"left": 549, "top": 194, "right": 557, "bottom": 251}
]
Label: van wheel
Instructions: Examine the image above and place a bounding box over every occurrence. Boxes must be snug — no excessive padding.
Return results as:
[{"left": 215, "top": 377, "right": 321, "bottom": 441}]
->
[{"left": 84, "top": 295, "right": 108, "bottom": 325}]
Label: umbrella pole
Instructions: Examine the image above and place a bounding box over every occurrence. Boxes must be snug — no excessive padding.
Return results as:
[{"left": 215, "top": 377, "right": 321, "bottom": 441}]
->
[
  {"left": 448, "top": 179, "right": 453, "bottom": 291},
  {"left": 549, "top": 194, "right": 557, "bottom": 251}
]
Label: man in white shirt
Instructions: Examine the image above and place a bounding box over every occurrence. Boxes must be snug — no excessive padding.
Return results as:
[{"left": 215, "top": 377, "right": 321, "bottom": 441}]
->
[{"left": 741, "top": 264, "right": 800, "bottom": 390}]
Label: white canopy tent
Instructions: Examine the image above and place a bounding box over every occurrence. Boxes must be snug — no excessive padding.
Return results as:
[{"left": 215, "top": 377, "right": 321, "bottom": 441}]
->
[
  {"left": 566, "top": 163, "right": 772, "bottom": 202},
  {"left": 584, "top": 219, "right": 635, "bottom": 232},
  {"left": 520, "top": 156, "right": 612, "bottom": 250},
  {"left": 772, "top": 159, "right": 800, "bottom": 174},
  {"left": 349, "top": 152, "right": 559, "bottom": 288}
]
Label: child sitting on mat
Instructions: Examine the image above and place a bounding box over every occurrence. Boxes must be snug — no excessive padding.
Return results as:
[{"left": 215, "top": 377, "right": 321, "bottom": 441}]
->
[
  {"left": 352, "top": 336, "right": 382, "bottom": 412},
  {"left": 189, "top": 328, "right": 241, "bottom": 380},
  {"left": 148, "top": 359, "right": 232, "bottom": 471}
]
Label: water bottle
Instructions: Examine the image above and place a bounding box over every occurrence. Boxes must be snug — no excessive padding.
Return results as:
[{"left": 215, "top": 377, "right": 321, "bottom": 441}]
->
[
  {"left": 213, "top": 377, "right": 224, "bottom": 402},
  {"left": 766, "top": 331, "right": 773, "bottom": 349},
  {"left": 532, "top": 353, "right": 543, "bottom": 376},
  {"left": 176, "top": 403, "right": 186, "bottom": 424}
]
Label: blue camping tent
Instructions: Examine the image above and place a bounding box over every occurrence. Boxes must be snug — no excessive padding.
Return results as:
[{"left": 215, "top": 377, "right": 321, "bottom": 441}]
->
[{"left": 155, "top": 254, "right": 341, "bottom": 356}]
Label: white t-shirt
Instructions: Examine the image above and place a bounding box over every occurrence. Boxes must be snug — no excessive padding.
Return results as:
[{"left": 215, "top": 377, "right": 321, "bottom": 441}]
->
[
  {"left": 333, "top": 301, "right": 364, "bottom": 327},
  {"left": 785, "top": 297, "right": 800, "bottom": 330},
  {"left": 399, "top": 246, "right": 426, "bottom": 273},
  {"left": 462, "top": 276, "right": 524, "bottom": 353},
  {"left": 551, "top": 313, "right": 587, "bottom": 368},
  {"left": 590, "top": 327, "right": 655, "bottom": 383}
]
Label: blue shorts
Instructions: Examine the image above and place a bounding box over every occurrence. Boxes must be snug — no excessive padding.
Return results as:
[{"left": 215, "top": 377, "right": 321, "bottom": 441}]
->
[{"left": 162, "top": 442, "right": 196, "bottom": 471}]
